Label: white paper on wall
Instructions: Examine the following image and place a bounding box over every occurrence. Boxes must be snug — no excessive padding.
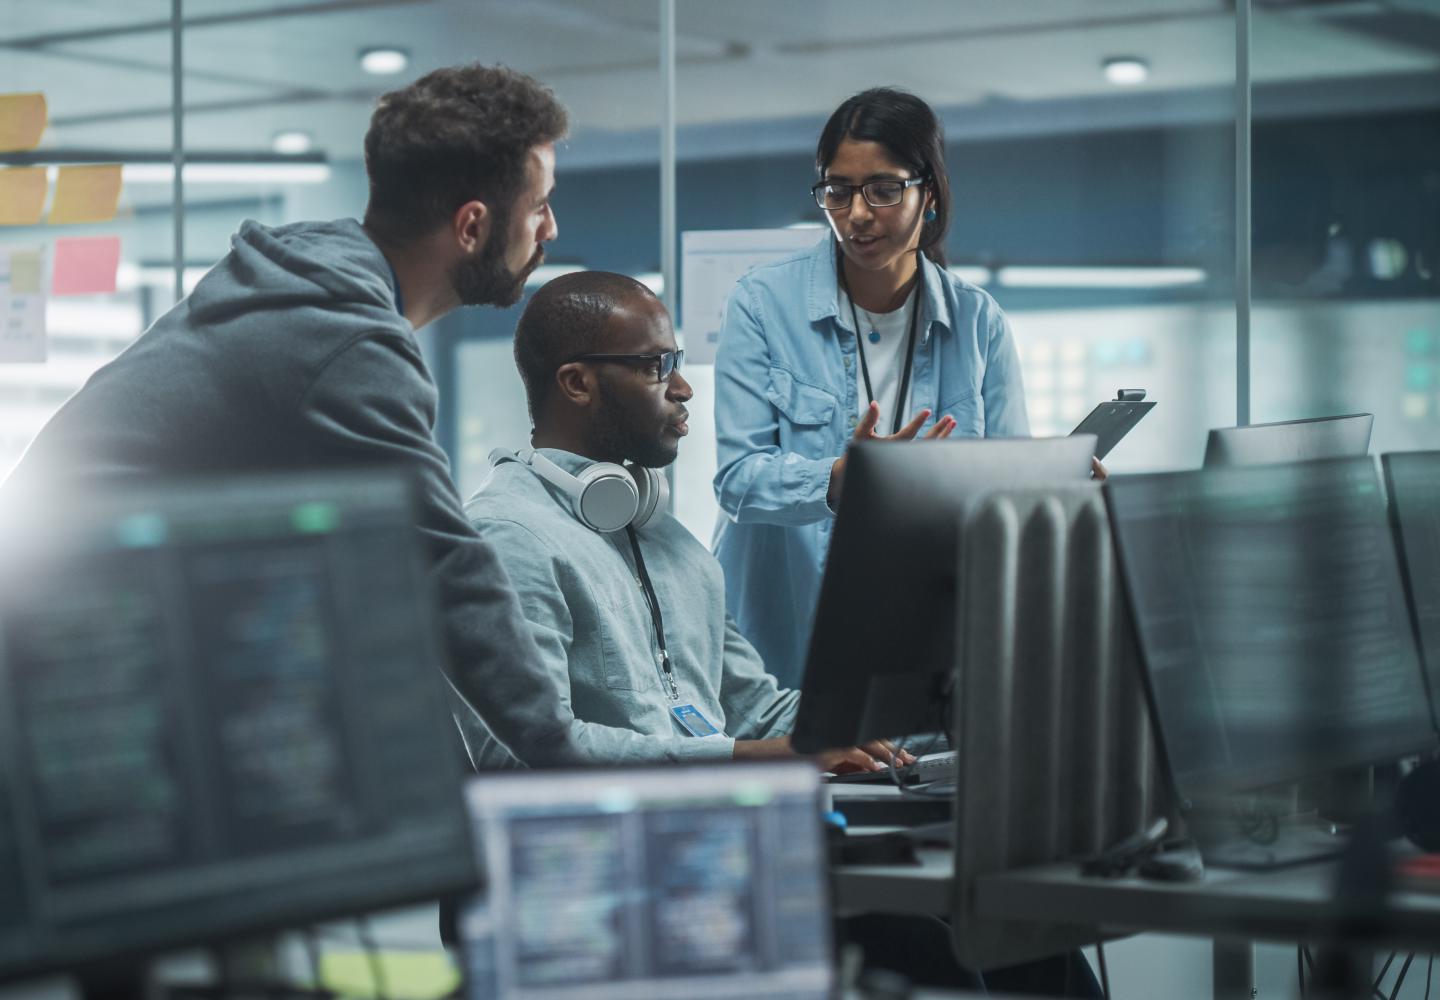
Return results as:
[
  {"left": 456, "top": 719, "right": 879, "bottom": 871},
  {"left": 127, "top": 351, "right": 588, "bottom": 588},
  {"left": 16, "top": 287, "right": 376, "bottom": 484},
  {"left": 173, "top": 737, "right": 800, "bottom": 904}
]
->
[
  {"left": 0, "top": 244, "right": 47, "bottom": 363},
  {"left": 679, "top": 228, "right": 823, "bottom": 365}
]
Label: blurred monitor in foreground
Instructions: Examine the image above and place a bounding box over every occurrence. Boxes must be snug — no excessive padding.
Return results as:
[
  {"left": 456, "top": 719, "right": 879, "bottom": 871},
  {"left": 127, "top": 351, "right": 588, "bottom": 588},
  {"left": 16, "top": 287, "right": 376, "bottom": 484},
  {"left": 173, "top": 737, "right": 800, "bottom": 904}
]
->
[
  {"left": 0, "top": 471, "right": 476, "bottom": 988},
  {"left": 1106, "top": 458, "right": 1434, "bottom": 810},
  {"left": 1382, "top": 450, "right": 1440, "bottom": 732},
  {"left": 1203, "top": 413, "right": 1372, "bottom": 468},
  {"left": 790, "top": 436, "right": 1097, "bottom": 752},
  {"left": 459, "top": 762, "right": 832, "bottom": 1000}
]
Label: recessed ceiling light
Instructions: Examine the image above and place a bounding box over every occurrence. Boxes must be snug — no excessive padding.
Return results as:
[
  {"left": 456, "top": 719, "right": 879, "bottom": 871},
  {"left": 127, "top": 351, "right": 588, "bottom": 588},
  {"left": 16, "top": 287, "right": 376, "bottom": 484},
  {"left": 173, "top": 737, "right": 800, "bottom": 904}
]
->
[
  {"left": 1102, "top": 57, "right": 1149, "bottom": 86},
  {"left": 359, "top": 47, "right": 409, "bottom": 75},
  {"left": 271, "top": 130, "right": 313, "bottom": 155}
]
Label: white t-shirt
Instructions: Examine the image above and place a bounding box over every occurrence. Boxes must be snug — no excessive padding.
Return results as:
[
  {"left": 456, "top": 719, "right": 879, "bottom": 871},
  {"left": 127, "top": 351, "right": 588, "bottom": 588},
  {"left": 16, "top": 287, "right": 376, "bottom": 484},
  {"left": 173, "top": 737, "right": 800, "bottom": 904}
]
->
[{"left": 840, "top": 285, "right": 918, "bottom": 428}]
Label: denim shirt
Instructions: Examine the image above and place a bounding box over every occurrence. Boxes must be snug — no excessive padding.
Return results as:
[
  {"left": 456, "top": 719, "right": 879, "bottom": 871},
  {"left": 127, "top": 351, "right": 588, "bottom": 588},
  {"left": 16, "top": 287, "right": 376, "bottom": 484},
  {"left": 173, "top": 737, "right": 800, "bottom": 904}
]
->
[
  {"left": 711, "top": 236, "right": 1030, "bottom": 688},
  {"left": 462, "top": 449, "right": 798, "bottom": 768}
]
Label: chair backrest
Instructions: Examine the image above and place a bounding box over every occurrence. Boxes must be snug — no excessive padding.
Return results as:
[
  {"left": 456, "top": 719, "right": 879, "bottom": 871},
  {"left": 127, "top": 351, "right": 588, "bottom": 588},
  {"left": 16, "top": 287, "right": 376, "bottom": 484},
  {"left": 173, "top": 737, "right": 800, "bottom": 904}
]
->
[{"left": 947, "top": 483, "right": 1170, "bottom": 969}]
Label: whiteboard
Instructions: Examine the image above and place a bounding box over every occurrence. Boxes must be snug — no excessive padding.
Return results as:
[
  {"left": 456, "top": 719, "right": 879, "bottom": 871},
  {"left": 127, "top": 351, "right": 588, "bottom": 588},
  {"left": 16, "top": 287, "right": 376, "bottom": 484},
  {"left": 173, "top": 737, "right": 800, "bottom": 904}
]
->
[{"left": 679, "top": 228, "right": 823, "bottom": 365}]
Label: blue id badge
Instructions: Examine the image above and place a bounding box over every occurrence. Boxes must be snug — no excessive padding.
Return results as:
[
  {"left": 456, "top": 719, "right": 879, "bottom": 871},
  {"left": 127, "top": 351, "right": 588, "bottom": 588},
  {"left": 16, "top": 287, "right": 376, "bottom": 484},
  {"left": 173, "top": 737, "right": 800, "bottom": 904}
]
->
[{"left": 672, "top": 704, "right": 720, "bottom": 737}]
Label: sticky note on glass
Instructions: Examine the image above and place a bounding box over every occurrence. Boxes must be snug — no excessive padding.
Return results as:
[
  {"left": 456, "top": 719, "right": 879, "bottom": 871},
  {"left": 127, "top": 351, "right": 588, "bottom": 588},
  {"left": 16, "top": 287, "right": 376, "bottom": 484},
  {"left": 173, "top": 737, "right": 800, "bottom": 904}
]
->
[
  {"left": 1, "top": 244, "right": 47, "bottom": 362},
  {"left": 0, "top": 167, "right": 47, "bottom": 226},
  {"left": 0, "top": 93, "right": 46, "bottom": 153},
  {"left": 9, "top": 249, "right": 41, "bottom": 294},
  {"left": 49, "top": 164, "right": 122, "bottom": 224},
  {"left": 52, "top": 236, "right": 120, "bottom": 296}
]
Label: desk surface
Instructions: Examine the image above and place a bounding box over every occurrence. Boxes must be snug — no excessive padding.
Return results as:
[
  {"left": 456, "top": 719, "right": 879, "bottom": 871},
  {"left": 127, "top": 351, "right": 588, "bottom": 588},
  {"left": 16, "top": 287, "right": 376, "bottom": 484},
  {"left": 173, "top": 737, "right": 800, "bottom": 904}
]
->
[
  {"left": 975, "top": 857, "right": 1440, "bottom": 950},
  {"left": 834, "top": 839, "right": 1440, "bottom": 950}
]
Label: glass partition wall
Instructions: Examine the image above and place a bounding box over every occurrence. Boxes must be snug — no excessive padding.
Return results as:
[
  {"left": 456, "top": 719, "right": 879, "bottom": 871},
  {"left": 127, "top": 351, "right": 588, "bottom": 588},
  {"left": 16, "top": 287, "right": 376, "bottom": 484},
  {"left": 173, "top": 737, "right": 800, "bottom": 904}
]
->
[
  {"left": 3, "top": 0, "right": 1433, "bottom": 512},
  {"left": 1249, "top": 1, "right": 1440, "bottom": 452}
]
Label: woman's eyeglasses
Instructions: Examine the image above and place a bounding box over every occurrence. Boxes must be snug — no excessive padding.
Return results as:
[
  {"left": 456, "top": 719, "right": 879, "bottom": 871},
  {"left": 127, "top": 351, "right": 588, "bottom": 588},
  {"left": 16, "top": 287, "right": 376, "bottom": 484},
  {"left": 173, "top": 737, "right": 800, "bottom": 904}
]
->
[{"left": 811, "top": 176, "right": 927, "bottom": 212}]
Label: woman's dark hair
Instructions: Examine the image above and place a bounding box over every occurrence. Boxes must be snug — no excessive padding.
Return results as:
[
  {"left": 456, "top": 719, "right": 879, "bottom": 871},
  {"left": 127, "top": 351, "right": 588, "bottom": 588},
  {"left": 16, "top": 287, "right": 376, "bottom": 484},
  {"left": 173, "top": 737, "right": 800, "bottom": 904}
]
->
[{"left": 815, "top": 87, "right": 950, "bottom": 266}]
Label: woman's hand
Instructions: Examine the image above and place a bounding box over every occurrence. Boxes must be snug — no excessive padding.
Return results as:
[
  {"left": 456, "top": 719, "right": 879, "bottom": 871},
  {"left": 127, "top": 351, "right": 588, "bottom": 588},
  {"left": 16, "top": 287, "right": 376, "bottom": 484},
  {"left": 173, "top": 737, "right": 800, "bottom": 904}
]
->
[{"left": 827, "top": 402, "right": 957, "bottom": 508}]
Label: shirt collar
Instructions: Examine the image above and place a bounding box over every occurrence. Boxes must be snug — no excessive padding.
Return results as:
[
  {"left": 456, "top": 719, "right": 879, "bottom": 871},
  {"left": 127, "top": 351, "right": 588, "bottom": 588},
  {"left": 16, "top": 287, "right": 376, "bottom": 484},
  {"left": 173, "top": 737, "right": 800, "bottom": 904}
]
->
[
  {"left": 808, "top": 237, "right": 951, "bottom": 344},
  {"left": 532, "top": 447, "right": 597, "bottom": 477}
]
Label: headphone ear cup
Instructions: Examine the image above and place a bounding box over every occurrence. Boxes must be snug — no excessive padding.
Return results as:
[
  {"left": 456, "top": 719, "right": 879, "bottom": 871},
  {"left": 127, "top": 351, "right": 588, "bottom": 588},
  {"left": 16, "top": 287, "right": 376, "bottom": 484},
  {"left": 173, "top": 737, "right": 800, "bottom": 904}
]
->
[
  {"left": 630, "top": 467, "right": 669, "bottom": 529},
  {"left": 573, "top": 463, "right": 640, "bottom": 533}
]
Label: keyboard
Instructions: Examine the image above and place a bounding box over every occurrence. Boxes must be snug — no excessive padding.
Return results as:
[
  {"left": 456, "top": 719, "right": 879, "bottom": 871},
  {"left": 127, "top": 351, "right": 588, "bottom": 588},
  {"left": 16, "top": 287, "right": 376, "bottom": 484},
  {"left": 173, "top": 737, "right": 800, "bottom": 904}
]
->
[{"left": 827, "top": 750, "right": 958, "bottom": 786}]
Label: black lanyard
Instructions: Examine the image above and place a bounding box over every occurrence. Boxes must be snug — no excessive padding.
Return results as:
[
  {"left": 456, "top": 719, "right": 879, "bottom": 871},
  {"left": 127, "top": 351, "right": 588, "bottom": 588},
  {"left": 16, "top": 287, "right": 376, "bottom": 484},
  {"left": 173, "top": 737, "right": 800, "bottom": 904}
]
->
[
  {"left": 625, "top": 525, "right": 679, "bottom": 700},
  {"left": 841, "top": 257, "right": 923, "bottom": 436}
]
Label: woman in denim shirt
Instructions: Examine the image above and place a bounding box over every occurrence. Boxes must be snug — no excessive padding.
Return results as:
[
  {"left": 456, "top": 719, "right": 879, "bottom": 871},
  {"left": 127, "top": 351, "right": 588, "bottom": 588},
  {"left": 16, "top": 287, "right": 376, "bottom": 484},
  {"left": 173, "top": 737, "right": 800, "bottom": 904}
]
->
[{"left": 712, "top": 88, "right": 1031, "bottom": 690}]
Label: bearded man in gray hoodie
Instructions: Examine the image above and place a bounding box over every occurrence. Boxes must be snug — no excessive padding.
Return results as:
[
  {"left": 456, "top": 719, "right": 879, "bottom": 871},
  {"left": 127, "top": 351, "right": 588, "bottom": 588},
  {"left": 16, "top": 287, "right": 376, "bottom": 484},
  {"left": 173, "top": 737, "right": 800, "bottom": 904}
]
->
[{"left": 3, "top": 64, "right": 575, "bottom": 768}]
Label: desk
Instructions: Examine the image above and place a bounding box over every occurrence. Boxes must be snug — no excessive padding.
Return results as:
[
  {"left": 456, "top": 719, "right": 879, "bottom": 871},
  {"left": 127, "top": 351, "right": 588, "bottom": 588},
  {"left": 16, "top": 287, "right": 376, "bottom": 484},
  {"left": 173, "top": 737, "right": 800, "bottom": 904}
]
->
[{"left": 833, "top": 844, "right": 1440, "bottom": 1000}]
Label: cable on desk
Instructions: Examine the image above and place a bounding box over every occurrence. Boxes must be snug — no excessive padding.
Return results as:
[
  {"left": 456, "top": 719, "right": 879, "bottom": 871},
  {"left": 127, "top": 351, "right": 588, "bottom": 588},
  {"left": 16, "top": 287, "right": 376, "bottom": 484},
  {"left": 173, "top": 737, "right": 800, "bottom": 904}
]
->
[
  {"left": 1096, "top": 940, "right": 1110, "bottom": 1000},
  {"left": 885, "top": 731, "right": 952, "bottom": 800},
  {"left": 356, "top": 916, "right": 390, "bottom": 1000},
  {"left": 1425, "top": 954, "right": 1433, "bottom": 1000},
  {"left": 1388, "top": 953, "right": 1415, "bottom": 1000},
  {"left": 1232, "top": 799, "right": 1280, "bottom": 846},
  {"left": 1298, "top": 946, "right": 1306, "bottom": 997}
]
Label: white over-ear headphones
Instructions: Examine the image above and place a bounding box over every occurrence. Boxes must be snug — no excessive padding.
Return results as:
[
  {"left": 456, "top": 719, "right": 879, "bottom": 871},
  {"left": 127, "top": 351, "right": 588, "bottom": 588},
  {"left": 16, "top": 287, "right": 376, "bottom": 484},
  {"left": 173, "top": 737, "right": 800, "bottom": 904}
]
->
[{"left": 489, "top": 447, "right": 668, "bottom": 533}]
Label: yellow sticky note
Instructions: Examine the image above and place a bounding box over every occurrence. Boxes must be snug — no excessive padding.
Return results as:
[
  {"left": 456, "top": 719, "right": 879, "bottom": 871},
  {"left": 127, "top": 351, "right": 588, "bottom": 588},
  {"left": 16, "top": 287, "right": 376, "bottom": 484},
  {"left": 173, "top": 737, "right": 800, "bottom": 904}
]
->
[
  {"left": 10, "top": 250, "right": 41, "bottom": 293},
  {"left": 0, "top": 167, "right": 47, "bottom": 226},
  {"left": 0, "top": 93, "right": 46, "bottom": 153},
  {"left": 49, "top": 164, "right": 122, "bottom": 225}
]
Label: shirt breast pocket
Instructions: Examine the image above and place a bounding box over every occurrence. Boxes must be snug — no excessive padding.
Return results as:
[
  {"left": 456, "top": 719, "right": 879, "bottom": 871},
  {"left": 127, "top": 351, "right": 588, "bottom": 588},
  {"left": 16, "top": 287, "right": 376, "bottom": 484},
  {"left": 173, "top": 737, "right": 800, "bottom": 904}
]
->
[
  {"left": 597, "top": 593, "right": 660, "bottom": 692},
  {"left": 766, "top": 366, "right": 839, "bottom": 452},
  {"left": 939, "top": 387, "right": 984, "bottom": 437}
]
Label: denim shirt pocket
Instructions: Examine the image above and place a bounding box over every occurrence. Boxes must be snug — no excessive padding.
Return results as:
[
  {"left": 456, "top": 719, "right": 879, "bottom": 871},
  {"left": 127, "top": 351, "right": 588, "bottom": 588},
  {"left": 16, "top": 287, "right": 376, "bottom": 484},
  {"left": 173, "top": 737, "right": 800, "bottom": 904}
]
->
[
  {"left": 597, "top": 590, "right": 661, "bottom": 692},
  {"left": 766, "top": 365, "right": 839, "bottom": 451},
  {"left": 939, "top": 386, "right": 984, "bottom": 437}
]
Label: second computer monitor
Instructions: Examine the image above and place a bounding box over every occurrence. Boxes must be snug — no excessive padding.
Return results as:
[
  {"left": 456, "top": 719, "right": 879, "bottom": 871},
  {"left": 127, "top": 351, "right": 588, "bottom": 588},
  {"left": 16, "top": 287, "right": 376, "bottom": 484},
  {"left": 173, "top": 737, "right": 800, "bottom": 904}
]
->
[
  {"left": 1106, "top": 457, "right": 1435, "bottom": 803},
  {"left": 1381, "top": 450, "right": 1440, "bottom": 731},
  {"left": 789, "top": 435, "right": 1097, "bottom": 753},
  {"left": 1203, "top": 413, "right": 1373, "bottom": 468}
]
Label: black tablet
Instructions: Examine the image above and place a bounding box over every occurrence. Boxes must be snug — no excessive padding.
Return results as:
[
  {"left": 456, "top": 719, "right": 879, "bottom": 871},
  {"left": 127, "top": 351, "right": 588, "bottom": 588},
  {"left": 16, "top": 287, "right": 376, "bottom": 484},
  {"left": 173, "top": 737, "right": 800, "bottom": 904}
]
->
[{"left": 1071, "top": 394, "right": 1155, "bottom": 459}]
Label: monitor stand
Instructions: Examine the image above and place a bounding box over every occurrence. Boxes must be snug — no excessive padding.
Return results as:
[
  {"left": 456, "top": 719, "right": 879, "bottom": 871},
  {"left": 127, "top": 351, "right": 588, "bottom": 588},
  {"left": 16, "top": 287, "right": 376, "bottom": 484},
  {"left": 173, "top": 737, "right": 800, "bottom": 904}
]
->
[{"left": 1186, "top": 800, "right": 1348, "bottom": 870}]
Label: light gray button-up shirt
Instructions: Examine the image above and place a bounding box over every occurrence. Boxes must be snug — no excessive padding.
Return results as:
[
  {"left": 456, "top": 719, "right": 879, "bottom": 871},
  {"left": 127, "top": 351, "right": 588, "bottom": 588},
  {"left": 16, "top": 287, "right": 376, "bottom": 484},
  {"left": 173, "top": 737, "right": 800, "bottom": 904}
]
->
[{"left": 460, "top": 448, "right": 798, "bottom": 768}]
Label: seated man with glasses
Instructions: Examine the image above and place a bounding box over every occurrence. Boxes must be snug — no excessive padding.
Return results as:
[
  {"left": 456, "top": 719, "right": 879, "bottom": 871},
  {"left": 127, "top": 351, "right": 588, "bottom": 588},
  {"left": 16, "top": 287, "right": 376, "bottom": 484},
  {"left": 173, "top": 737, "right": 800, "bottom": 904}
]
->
[{"left": 458, "top": 270, "right": 907, "bottom": 771}]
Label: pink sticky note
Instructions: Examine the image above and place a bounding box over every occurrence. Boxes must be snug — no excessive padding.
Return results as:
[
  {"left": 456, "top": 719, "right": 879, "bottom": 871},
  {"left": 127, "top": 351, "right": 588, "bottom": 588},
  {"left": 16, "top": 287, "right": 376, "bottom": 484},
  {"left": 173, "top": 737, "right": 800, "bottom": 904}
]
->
[{"left": 52, "top": 235, "right": 121, "bottom": 296}]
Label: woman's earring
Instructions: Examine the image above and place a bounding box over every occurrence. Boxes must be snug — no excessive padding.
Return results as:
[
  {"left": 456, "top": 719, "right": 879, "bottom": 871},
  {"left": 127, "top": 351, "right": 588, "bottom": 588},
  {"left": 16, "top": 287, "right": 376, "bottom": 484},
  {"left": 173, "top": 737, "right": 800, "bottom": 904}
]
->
[{"left": 924, "top": 208, "right": 938, "bottom": 222}]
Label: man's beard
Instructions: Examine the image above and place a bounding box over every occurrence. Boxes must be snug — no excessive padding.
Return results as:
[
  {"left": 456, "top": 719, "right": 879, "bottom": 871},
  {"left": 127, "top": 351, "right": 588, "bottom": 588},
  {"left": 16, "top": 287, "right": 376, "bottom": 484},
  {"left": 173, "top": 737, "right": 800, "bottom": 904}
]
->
[
  {"left": 450, "top": 232, "right": 543, "bottom": 308},
  {"left": 592, "top": 376, "right": 678, "bottom": 469}
]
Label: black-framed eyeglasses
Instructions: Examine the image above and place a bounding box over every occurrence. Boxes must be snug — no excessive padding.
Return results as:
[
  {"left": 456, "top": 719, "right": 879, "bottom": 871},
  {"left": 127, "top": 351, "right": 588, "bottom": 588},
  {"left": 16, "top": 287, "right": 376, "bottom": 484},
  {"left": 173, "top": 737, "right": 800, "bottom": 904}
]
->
[
  {"left": 566, "top": 349, "right": 685, "bottom": 383},
  {"left": 811, "top": 176, "right": 927, "bottom": 212}
]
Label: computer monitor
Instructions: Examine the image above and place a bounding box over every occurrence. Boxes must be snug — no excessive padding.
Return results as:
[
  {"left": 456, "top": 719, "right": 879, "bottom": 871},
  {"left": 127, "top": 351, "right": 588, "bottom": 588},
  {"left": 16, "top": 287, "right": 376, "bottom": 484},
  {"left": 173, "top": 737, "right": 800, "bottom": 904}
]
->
[
  {"left": 1203, "top": 413, "right": 1373, "bottom": 468},
  {"left": 458, "top": 762, "right": 833, "bottom": 1000},
  {"left": 790, "top": 435, "right": 1097, "bottom": 752},
  {"left": 1381, "top": 450, "right": 1440, "bottom": 731},
  {"left": 0, "top": 471, "right": 477, "bottom": 986},
  {"left": 1105, "top": 457, "right": 1435, "bottom": 804}
]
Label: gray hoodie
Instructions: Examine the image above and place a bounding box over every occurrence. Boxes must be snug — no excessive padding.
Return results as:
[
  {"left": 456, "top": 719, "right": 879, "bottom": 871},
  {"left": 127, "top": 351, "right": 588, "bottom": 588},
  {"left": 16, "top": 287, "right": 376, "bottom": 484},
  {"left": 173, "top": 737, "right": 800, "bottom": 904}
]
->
[{"left": 4, "top": 218, "right": 576, "bottom": 767}]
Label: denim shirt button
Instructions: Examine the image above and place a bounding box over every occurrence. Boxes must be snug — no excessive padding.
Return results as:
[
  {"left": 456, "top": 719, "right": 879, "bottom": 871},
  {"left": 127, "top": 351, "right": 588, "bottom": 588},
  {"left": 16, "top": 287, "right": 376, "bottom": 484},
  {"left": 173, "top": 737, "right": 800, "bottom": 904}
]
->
[{"left": 843, "top": 355, "right": 853, "bottom": 370}]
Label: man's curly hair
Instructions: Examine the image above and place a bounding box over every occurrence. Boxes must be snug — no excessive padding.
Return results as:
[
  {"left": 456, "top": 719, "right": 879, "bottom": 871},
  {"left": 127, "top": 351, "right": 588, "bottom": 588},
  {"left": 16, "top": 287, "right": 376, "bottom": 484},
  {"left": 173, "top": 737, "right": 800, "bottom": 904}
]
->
[{"left": 363, "top": 64, "right": 567, "bottom": 243}]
